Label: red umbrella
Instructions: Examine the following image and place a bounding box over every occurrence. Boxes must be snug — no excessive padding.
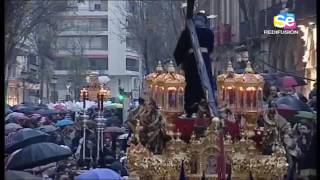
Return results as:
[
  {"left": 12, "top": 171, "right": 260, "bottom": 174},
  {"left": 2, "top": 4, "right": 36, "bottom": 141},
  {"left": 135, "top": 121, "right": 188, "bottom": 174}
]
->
[
  {"left": 276, "top": 75, "right": 307, "bottom": 89},
  {"left": 282, "top": 76, "right": 298, "bottom": 88}
]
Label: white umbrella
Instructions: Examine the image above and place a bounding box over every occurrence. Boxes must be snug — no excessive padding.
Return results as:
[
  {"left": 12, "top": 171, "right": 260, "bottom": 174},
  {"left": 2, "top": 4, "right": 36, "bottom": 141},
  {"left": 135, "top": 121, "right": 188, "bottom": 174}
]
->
[
  {"left": 117, "top": 133, "right": 128, "bottom": 140},
  {"left": 98, "top": 76, "right": 111, "bottom": 85}
]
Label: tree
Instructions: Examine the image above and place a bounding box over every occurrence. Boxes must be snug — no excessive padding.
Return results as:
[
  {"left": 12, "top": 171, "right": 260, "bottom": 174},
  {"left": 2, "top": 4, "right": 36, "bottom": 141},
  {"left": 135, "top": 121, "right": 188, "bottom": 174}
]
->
[
  {"left": 55, "top": 29, "right": 90, "bottom": 101},
  {"left": 114, "top": 0, "right": 185, "bottom": 74},
  {"left": 5, "top": 0, "right": 78, "bottom": 98}
]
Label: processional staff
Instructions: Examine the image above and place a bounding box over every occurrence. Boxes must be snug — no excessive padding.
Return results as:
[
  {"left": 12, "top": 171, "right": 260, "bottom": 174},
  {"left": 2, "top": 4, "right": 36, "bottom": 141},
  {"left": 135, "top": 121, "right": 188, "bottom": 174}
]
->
[
  {"left": 96, "top": 85, "right": 108, "bottom": 162},
  {"left": 80, "top": 88, "right": 89, "bottom": 160}
]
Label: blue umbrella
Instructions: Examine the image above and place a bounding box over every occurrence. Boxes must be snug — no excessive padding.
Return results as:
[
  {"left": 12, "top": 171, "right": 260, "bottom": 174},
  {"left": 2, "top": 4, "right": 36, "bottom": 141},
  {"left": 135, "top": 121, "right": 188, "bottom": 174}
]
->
[
  {"left": 75, "top": 168, "right": 121, "bottom": 180},
  {"left": 56, "top": 119, "right": 74, "bottom": 127},
  {"left": 275, "top": 95, "right": 312, "bottom": 112}
]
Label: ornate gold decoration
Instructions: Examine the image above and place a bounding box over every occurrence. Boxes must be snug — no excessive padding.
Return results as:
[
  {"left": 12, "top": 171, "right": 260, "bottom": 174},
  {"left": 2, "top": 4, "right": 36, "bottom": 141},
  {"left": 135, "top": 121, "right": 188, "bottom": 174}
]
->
[
  {"left": 217, "top": 61, "right": 265, "bottom": 132},
  {"left": 217, "top": 61, "right": 240, "bottom": 112},
  {"left": 145, "top": 61, "right": 165, "bottom": 100},
  {"left": 225, "top": 132, "right": 288, "bottom": 179},
  {"left": 145, "top": 61, "right": 186, "bottom": 117},
  {"left": 84, "top": 73, "right": 111, "bottom": 101},
  {"left": 128, "top": 118, "right": 222, "bottom": 180}
]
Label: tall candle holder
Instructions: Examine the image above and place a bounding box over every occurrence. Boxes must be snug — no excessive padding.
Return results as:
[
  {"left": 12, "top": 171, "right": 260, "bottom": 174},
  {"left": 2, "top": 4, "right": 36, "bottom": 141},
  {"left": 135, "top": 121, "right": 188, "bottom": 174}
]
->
[
  {"left": 80, "top": 88, "right": 89, "bottom": 160},
  {"left": 95, "top": 85, "right": 110, "bottom": 163}
]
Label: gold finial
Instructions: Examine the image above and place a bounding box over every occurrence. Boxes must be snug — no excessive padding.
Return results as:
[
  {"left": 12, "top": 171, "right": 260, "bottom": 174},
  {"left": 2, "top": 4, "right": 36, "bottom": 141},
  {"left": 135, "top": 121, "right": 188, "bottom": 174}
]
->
[
  {"left": 226, "top": 61, "right": 234, "bottom": 73},
  {"left": 176, "top": 129, "right": 182, "bottom": 141},
  {"left": 245, "top": 61, "right": 254, "bottom": 73},
  {"left": 156, "top": 61, "right": 164, "bottom": 72},
  {"left": 167, "top": 61, "right": 176, "bottom": 73}
]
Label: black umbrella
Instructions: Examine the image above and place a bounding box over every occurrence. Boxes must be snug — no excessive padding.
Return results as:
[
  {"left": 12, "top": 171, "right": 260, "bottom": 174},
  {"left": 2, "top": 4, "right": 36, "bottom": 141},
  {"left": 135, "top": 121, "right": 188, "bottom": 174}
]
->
[
  {"left": 5, "top": 170, "right": 43, "bottom": 180},
  {"left": 6, "top": 142, "right": 72, "bottom": 170},
  {"left": 35, "top": 109, "right": 67, "bottom": 115},
  {"left": 275, "top": 95, "right": 313, "bottom": 112},
  {"left": 5, "top": 128, "right": 49, "bottom": 154},
  {"left": 11, "top": 105, "right": 39, "bottom": 115},
  {"left": 36, "top": 125, "right": 59, "bottom": 133}
]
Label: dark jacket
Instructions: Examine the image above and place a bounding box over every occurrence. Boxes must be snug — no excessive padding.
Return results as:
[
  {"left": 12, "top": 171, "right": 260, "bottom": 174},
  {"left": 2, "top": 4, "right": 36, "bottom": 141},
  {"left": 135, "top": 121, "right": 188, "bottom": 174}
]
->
[{"left": 174, "top": 27, "right": 215, "bottom": 114}]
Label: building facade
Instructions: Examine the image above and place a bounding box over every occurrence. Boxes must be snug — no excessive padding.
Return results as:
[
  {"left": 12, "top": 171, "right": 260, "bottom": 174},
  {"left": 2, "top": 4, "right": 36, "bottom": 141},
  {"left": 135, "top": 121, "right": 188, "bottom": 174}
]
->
[
  {"left": 54, "top": 0, "right": 142, "bottom": 101},
  {"left": 7, "top": 49, "right": 41, "bottom": 106},
  {"left": 203, "top": 0, "right": 316, "bottom": 96}
]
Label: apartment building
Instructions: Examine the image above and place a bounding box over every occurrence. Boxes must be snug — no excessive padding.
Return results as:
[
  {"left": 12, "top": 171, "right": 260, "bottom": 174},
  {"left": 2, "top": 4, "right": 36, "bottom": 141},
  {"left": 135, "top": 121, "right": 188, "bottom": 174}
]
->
[{"left": 54, "top": 0, "right": 142, "bottom": 101}]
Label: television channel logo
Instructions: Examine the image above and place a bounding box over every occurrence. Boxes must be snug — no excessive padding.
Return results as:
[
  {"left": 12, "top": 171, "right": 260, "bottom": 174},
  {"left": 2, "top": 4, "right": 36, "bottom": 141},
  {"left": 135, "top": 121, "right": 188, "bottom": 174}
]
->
[{"left": 273, "top": 12, "right": 296, "bottom": 29}]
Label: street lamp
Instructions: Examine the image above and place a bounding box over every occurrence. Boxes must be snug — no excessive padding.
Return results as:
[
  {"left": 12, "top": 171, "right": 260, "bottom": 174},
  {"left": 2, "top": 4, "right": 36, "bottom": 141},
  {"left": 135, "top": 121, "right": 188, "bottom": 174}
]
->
[
  {"left": 20, "top": 70, "right": 29, "bottom": 104},
  {"left": 51, "top": 76, "right": 58, "bottom": 103},
  {"left": 66, "top": 80, "right": 72, "bottom": 101}
]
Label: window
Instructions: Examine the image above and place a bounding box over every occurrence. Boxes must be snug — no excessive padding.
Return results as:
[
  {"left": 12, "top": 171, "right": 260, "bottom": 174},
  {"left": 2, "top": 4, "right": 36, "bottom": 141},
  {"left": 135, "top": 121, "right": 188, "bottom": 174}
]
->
[
  {"left": 75, "top": 19, "right": 89, "bottom": 31},
  {"left": 89, "top": 58, "right": 108, "bottom": 70},
  {"left": 126, "top": 37, "right": 139, "bottom": 50},
  {"left": 94, "top": 4, "right": 101, "bottom": 10},
  {"left": 89, "top": 36, "right": 108, "bottom": 50},
  {"left": 126, "top": 58, "right": 139, "bottom": 72},
  {"left": 89, "top": 19, "right": 108, "bottom": 31},
  {"left": 55, "top": 58, "right": 70, "bottom": 70}
]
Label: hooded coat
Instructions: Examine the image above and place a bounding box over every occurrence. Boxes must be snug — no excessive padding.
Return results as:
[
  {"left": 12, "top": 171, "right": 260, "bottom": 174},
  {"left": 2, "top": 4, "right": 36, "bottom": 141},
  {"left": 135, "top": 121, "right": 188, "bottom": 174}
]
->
[{"left": 174, "top": 15, "right": 216, "bottom": 115}]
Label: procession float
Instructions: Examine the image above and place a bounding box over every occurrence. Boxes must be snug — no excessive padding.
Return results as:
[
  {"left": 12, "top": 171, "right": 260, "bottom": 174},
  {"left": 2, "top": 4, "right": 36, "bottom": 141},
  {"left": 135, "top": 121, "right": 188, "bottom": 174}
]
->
[{"left": 126, "top": 60, "right": 288, "bottom": 180}]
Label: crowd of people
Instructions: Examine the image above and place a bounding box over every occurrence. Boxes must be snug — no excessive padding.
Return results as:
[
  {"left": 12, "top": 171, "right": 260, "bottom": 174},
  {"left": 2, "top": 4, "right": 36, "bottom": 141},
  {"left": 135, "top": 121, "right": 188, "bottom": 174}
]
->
[
  {"left": 217, "top": 83, "right": 317, "bottom": 180},
  {"left": 5, "top": 103, "right": 131, "bottom": 180}
]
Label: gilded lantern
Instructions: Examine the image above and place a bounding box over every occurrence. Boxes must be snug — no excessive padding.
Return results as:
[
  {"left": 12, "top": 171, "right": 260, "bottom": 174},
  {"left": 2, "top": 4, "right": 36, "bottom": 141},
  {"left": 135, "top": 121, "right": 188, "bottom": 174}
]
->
[
  {"left": 155, "top": 61, "right": 185, "bottom": 112},
  {"left": 234, "top": 61, "right": 264, "bottom": 114},
  {"left": 217, "top": 61, "right": 240, "bottom": 112},
  {"left": 145, "top": 61, "right": 165, "bottom": 100}
]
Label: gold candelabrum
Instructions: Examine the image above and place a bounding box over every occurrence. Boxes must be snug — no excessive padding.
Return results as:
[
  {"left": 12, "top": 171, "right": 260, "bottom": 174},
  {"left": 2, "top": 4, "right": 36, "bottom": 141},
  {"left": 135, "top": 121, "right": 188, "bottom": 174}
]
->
[
  {"left": 80, "top": 88, "right": 89, "bottom": 109},
  {"left": 224, "top": 132, "right": 288, "bottom": 180},
  {"left": 80, "top": 88, "right": 89, "bottom": 160}
]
